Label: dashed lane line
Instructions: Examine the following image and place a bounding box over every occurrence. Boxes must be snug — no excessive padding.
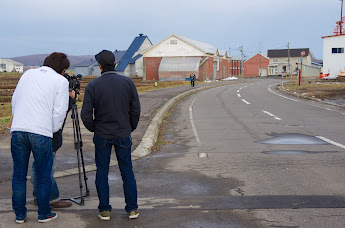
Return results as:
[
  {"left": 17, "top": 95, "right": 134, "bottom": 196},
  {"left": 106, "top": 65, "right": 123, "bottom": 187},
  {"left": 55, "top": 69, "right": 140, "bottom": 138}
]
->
[
  {"left": 242, "top": 99, "right": 250, "bottom": 105},
  {"left": 262, "top": 110, "right": 282, "bottom": 120}
]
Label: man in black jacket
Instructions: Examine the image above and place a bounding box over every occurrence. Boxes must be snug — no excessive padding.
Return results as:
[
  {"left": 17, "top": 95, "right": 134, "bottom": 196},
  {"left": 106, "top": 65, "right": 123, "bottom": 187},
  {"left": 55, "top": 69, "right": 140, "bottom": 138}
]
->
[
  {"left": 190, "top": 72, "right": 196, "bottom": 87},
  {"left": 81, "top": 50, "right": 141, "bottom": 221}
]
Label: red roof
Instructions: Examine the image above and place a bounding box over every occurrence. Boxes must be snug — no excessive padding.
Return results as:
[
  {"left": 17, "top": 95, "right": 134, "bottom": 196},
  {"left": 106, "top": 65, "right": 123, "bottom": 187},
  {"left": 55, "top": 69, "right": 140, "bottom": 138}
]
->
[{"left": 321, "top": 34, "right": 345, "bottom": 39}]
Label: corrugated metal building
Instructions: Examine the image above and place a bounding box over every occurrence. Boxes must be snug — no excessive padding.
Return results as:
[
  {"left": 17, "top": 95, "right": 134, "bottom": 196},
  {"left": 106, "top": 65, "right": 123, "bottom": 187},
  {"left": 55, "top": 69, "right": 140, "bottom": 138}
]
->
[
  {"left": 158, "top": 57, "right": 201, "bottom": 81},
  {"left": 142, "top": 34, "right": 238, "bottom": 81}
]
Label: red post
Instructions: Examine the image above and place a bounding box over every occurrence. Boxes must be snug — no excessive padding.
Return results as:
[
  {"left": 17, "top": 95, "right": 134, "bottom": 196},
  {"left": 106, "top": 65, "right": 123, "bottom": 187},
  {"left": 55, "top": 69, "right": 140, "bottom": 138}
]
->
[
  {"left": 298, "top": 69, "right": 301, "bottom": 86},
  {"left": 299, "top": 52, "right": 304, "bottom": 87}
]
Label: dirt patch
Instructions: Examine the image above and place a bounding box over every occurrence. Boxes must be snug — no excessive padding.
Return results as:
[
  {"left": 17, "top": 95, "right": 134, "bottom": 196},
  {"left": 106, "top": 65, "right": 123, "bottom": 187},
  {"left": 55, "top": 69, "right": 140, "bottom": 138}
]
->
[{"left": 281, "top": 80, "right": 345, "bottom": 101}]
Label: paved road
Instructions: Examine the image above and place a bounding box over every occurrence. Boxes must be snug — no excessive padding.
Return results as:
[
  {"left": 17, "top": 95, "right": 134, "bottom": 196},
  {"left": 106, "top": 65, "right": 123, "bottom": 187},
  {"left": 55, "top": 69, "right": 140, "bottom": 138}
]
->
[
  {"left": 1, "top": 78, "right": 345, "bottom": 227},
  {"left": 0, "top": 79, "right": 248, "bottom": 227},
  {"left": 160, "top": 79, "right": 345, "bottom": 227}
]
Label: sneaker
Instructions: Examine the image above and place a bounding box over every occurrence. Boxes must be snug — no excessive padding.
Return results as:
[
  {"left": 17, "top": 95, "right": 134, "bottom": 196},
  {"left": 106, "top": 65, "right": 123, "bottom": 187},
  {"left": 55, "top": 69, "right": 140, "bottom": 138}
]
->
[
  {"left": 98, "top": 211, "right": 111, "bottom": 221},
  {"left": 128, "top": 210, "right": 139, "bottom": 219},
  {"left": 15, "top": 215, "right": 27, "bottom": 224},
  {"left": 38, "top": 212, "right": 57, "bottom": 223}
]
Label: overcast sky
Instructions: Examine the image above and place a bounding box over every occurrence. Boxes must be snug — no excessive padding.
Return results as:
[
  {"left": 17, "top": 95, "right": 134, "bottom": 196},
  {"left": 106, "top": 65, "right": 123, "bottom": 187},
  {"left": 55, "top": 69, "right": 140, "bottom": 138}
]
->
[{"left": 0, "top": 0, "right": 342, "bottom": 59}]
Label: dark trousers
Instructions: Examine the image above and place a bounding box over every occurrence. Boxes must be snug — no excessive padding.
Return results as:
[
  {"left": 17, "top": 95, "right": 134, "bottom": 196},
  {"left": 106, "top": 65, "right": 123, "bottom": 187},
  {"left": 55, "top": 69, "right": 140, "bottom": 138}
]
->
[{"left": 93, "top": 135, "right": 138, "bottom": 213}]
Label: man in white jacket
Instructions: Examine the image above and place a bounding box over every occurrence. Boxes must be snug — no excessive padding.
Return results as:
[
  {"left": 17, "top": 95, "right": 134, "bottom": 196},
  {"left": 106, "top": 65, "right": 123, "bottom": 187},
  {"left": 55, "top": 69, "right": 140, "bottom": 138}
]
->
[{"left": 10, "top": 52, "right": 70, "bottom": 224}]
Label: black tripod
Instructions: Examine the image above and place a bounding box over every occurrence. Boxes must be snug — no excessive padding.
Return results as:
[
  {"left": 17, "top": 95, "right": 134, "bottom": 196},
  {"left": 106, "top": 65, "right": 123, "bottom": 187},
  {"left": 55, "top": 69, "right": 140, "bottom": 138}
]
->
[{"left": 62, "top": 96, "right": 89, "bottom": 205}]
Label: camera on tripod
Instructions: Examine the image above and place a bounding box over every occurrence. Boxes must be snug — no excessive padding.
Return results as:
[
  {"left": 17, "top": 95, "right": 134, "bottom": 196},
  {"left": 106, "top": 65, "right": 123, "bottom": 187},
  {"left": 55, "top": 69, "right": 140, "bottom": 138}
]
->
[
  {"left": 61, "top": 72, "right": 89, "bottom": 205},
  {"left": 64, "top": 74, "right": 84, "bottom": 92}
]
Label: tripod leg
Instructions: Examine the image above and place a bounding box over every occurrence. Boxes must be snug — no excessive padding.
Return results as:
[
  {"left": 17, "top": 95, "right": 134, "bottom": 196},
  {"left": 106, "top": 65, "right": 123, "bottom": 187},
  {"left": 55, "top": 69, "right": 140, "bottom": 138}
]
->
[
  {"left": 72, "top": 108, "right": 85, "bottom": 205},
  {"left": 74, "top": 109, "right": 90, "bottom": 196},
  {"left": 63, "top": 105, "right": 89, "bottom": 205}
]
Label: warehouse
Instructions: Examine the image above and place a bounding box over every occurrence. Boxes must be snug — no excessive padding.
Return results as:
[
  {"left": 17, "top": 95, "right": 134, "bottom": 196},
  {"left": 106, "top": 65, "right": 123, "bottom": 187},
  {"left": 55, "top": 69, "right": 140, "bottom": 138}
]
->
[{"left": 142, "top": 34, "right": 234, "bottom": 81}]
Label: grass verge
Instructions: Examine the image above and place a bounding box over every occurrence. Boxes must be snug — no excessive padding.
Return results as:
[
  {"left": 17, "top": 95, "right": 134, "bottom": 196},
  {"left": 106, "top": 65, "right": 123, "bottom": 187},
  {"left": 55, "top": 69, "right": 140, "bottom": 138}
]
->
[
  {"left": 281, "top": 80, "right": 345, "bottom": 100},
  {"left": 151, "top": 102, "right": 176, "bottom": 152}
]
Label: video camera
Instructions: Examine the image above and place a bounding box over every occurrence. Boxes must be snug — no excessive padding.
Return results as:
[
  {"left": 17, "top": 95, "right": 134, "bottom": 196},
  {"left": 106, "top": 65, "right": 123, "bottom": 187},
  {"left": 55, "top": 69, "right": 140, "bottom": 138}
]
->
[{"left": 64, "top": 73, "right": 84, "bottom": 92}]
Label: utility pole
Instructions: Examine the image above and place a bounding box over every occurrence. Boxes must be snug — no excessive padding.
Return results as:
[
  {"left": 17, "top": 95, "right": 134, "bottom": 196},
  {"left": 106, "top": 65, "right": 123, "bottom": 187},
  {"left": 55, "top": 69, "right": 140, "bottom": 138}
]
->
[
  {"left": 240, "top": 46, "right": 244, "bottom": 78},
  {"left": 341, "top": 0, "right": 344, "bottom": 35},
  {"left": 288, "top": 42, "right": 291, "bottom": 77},
  {"left": 259, "top": 42, "right": 262, "bottom": 77}
]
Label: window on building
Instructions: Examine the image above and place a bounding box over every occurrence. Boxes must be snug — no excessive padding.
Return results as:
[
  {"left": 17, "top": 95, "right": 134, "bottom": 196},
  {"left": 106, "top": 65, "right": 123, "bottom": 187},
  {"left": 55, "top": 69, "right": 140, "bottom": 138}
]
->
[
  {"left": 332, "top": 48, "right": 344, "bottom": 53},
  {"left": 170, "top": 40, "right": 177, "bottom": 45},
  {"left": 273, "top": 59, "right": 278, "bottom": 63},
  {"left": 0, "top": 64, "right": 6, "bottom": 69},
  {"left": 297, "top": 58, "right": 303, "bottom": 63},
  {"left": 285, "top": 58, "right": 289, "bottom": 62}
]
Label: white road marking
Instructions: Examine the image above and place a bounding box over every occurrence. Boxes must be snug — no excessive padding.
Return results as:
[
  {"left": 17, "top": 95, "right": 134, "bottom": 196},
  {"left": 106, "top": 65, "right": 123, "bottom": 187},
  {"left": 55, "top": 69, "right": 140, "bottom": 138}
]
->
[
  {"left": 268, "top": 84, "right": 343, "bottom": 113},
  {"left": 189, "top": 98, "right": 201, "bottom": 146},
  {"left": 237, "top": 90, "right": 240, "bottom": 93},
  {"left": 242, "top": 99, "right": 250, "bottom": 105},
  {"left": 268, "top": 84, "right": 299, "bottom": 102},
  {"left": 237, "top": 94, "right": 241, "bottom": 98},
  {"left": 188, "top": 87, "right": 227, "bottom": 146},
  {"left": 316, "top": 136, "right": 345, "bottom": 149},
  {"left": 262, "top": 110, "right": 282, "bottom": 120},
  {"left": 198, "top": 153, "right": 208, "bottom": 158}
]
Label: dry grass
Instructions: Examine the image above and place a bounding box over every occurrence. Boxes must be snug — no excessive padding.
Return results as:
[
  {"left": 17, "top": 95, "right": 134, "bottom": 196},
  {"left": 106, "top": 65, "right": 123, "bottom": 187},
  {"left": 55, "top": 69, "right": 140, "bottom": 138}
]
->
[
  {"left": 282, "top": 80, "right": 345, "bottom": 100},
  {"left": 0, "top": 76, "right": 201, "bottom": 133},
  {"left": 136, "top": 81, "right": 196, "bottom": 93}
]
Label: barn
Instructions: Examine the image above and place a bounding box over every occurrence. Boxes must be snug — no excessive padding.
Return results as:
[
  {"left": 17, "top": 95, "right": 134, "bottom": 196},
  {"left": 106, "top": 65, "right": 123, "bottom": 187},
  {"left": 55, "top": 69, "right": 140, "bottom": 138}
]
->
[{"left": 142, "top": 34, "right": 235, "bottom": 81}]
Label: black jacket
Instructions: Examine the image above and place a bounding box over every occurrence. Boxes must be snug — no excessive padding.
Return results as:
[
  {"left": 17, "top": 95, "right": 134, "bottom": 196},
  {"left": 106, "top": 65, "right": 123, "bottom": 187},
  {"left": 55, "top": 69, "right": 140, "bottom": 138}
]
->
[{"left": 81, "top": 71, "right": 141, "bottom": 139}]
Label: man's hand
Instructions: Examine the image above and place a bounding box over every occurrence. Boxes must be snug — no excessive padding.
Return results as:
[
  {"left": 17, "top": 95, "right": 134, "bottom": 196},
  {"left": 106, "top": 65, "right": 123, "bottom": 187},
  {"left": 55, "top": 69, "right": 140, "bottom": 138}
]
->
[{"left": 69, "top": 90, "right": 76, "bottom": 99}]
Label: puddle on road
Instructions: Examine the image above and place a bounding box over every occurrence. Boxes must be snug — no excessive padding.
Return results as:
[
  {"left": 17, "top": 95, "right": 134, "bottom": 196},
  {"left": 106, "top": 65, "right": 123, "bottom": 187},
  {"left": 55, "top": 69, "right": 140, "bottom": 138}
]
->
[
  {"left": 262, "top": 150, "right": 311, "bottom": 155},
  {"left": 256, "top": 133, "right": 329, "bottom": 145}
]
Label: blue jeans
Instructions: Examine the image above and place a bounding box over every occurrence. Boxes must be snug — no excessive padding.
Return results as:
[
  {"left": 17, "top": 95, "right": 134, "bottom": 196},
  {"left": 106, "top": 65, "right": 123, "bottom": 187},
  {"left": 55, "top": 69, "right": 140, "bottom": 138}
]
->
[
  {"left": 93, "top": 135, "right": 138, "bottom": 213},
  {"left": 11, "top": 131, "right": 53, "bottom": 220},
  {"left": 31, "top": 151, "right": 60, "bottom": 203}
]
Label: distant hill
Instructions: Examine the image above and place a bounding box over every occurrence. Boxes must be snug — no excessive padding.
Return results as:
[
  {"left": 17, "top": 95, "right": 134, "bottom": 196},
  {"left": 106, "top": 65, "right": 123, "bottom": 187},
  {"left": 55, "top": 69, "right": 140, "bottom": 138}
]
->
[{"left": 11, "top": 54, "right": 94, "bottom": 68}]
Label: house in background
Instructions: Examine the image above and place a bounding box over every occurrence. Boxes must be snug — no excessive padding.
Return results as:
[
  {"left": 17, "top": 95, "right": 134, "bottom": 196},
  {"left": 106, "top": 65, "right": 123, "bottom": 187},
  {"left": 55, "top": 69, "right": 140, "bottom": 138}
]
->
[
  {"left": 142, "top": 34, "right": 235, "bottom": 81},
  {"left": 0, "top": 59, "right": 24, "bottom": 73},
  {"left": 244, "top": 53, "right": 269, "bottom": 77},
  {"left": 268, "top": 48, "right": 310, "bottom": 75},
  {"left": 116, "top": 34, "right": 153, "bottom": 77},
  {"left": 322, "top": 34, "right": 345, "bottom": 79},
  {"left": 74, "top": 58, "right": 96, "bottom": 76},
  {"left": 74, "top": 50, "right": 126, "bottom": 76},
  {"left": 267, "top": 48, "right": 320, "bottom": 77}
]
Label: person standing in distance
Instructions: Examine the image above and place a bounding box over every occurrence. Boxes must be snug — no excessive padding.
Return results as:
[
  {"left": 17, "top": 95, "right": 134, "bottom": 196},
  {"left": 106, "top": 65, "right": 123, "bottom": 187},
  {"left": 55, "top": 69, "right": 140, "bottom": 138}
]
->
[
  {"left": 190, "top": 72, "right": 196, "bottom": 87},
  {"left": 81, "top": 50, "right": 141, "bottom": 221},
  {"left": 10, "top": 52, "right": 70, "bottom": 223}
]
